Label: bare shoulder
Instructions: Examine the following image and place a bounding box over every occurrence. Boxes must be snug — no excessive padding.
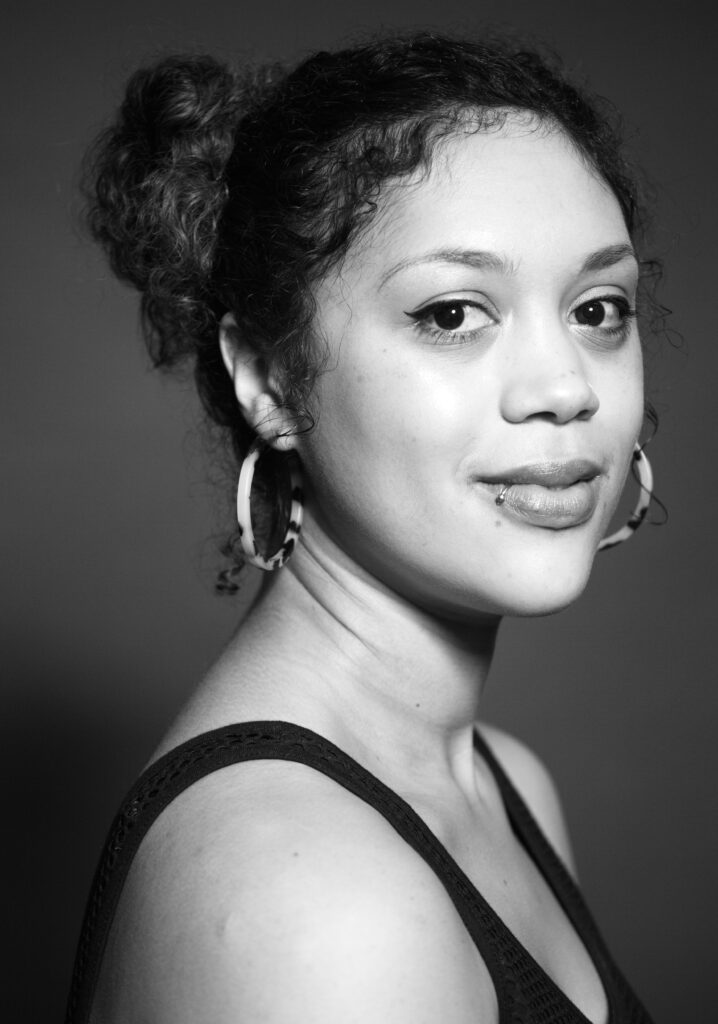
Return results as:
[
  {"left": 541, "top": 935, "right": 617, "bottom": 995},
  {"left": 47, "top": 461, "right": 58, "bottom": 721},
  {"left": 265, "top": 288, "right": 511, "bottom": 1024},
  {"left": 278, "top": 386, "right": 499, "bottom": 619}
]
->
[
  {"left": 476, "top": 723, "right": 577, "bottom": 876},
  {"left": 92, "top": 758, "right": 496, "bottom": 1024}
]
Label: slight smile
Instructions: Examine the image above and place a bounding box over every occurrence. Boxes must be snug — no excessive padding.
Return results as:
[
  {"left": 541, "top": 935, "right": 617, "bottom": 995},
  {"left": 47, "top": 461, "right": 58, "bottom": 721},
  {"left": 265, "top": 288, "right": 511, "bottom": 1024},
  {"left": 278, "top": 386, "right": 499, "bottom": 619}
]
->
[{"left": 477, "top": 460, "right": 602, "bottom": 529}]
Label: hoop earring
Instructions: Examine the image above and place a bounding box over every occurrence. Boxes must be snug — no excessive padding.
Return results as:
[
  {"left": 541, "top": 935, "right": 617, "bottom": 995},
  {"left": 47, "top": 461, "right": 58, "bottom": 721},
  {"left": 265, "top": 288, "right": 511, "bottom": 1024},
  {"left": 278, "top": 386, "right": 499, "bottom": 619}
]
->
[
  {"left": 236, "top": 438, "right": 304, "bottom": 570},
  {"left": 598, "top": 444, "right": 653, "bottom": 552}
]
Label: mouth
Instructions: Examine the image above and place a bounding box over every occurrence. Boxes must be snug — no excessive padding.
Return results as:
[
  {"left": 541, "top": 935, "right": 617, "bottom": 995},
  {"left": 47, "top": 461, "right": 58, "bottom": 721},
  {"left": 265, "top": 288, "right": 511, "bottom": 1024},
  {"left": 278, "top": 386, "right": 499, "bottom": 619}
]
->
[{"left": 477, "top": 459, "right": 602, "bottom": 529}]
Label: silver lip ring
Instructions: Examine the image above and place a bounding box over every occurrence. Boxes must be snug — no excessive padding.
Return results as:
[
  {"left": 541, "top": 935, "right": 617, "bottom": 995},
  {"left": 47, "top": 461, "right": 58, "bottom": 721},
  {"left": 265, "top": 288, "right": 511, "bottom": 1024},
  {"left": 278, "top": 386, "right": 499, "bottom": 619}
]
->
[{"left": 495, "top": 484, "right": 511, "bottom": 506}]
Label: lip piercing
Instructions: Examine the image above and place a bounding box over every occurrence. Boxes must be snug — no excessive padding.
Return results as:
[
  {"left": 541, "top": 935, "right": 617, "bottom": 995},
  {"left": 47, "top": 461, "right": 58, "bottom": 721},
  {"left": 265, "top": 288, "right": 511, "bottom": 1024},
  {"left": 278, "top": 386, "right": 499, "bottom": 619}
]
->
[{"left": 495, "top": 484, "right": 511, "bottom": 506}]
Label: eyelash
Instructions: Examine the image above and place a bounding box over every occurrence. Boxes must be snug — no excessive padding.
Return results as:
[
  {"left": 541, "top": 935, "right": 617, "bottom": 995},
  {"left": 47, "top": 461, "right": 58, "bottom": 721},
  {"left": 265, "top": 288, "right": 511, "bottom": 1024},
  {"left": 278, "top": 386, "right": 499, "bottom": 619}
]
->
[
  {"left": 571, "top": 295, "right": 638, "bottom": 340},
  {"left": 405, "top": 300, "right": 495, "bottom": 344},
  {"left": 406, "top": 295, "right": 638, "bottom": 345}
]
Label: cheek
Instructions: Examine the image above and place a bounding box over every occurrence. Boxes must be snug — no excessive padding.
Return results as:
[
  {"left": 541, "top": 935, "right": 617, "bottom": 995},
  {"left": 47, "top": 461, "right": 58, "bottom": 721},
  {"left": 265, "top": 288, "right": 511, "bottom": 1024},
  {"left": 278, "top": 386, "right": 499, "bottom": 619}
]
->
[
  {"left": 299, "top": 361, "right": 395, "bottom": 512},
  {"left": 622, "top": 350, "right": 645, "bottom": 442},
  {"left": 597, "top": 340, "right": 644, "bottom": 439},
  {"left": 315, "top": 349, "right": 466, "bottom": 463},
  {"left": 300, "top": 348, "right": 475, "bottom": 538}
]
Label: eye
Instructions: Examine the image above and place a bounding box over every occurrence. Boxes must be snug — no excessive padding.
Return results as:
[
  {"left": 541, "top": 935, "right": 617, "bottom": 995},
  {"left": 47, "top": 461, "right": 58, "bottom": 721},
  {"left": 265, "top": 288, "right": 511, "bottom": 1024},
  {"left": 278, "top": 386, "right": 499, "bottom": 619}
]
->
[
  {"left": 571, "top": 296, "right": 636, "bottom": 336},
  {"left": 407, "top": 299, "right": 497, "bottom": 341}
]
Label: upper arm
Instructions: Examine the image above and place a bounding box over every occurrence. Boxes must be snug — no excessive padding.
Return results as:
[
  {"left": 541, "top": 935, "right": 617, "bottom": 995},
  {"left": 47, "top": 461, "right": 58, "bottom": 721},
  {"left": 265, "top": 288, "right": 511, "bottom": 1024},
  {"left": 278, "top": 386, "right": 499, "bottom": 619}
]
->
[
  {"left": 477, "top": 723, "right": 578, "bottom": 878},
  {"left": 213, "top": 863, "right": 496, "bottom": 1024},
  {"left": 93, "top": 759, "right": 497, "bottom": 1024}
]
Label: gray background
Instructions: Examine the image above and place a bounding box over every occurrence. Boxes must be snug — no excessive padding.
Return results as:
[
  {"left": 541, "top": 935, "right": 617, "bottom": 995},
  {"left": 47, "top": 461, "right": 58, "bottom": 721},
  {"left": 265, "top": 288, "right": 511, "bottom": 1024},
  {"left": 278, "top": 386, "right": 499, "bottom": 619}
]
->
[{"left": 3, "top": 0, "right": 715, "bottom": 1020}]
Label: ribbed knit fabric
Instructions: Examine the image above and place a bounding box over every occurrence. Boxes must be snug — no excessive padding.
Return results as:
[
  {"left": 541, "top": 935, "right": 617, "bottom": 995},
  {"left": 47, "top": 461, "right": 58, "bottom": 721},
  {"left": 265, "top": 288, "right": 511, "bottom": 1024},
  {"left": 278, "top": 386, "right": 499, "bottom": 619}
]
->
[{"left": 65, "top": 720, "right": 655, "bottom": 1023}]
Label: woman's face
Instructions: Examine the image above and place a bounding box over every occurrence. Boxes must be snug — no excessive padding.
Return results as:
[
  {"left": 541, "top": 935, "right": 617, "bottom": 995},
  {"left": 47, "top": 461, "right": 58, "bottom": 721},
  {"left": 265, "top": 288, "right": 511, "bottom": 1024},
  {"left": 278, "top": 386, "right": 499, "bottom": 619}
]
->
[{"left": 296, "top": 120, "right": 644, "bottom": 620}]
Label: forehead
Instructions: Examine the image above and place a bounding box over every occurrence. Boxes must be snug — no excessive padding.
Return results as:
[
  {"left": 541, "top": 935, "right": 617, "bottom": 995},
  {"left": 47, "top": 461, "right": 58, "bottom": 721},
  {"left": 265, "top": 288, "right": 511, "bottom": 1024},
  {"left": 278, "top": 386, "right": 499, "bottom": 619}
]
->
[{"left": 344, "top": 120, "right": 630, "bottom": 282}]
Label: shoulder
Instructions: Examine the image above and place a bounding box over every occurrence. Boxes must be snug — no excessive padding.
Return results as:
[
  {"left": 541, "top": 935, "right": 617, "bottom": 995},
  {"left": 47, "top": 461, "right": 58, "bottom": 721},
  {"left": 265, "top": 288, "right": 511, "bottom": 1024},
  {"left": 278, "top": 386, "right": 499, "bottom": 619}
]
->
[
  {"left": 93, "top": 757, "right": 496, "bottom": 1024},
  {"left": 476, "top": 723, "right": 577, "bottom": 876}
]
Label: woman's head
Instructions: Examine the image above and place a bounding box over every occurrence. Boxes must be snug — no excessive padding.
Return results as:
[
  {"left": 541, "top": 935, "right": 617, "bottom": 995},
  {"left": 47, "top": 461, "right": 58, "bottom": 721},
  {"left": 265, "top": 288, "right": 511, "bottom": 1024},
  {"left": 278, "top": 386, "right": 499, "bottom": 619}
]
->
[
  {"left": 278, "top": 121, "right": 643, "bottom": 617},
  {"left": 85, "top": 32, "right": 648, "bottom": 596}
]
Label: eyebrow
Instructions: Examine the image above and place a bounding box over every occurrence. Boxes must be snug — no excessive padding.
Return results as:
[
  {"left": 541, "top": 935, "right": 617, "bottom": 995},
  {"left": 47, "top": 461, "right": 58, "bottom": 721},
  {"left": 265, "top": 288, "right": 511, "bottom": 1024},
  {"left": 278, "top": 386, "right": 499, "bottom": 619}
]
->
[
  {"left": 579, "top": 243, "right": 638, "bottom": 273},
  {"left": 379, "top": 249, "right": 517, "bottom": 288},
  {"left": 378, "top": 243, "right": 638, "bottom": 288}
]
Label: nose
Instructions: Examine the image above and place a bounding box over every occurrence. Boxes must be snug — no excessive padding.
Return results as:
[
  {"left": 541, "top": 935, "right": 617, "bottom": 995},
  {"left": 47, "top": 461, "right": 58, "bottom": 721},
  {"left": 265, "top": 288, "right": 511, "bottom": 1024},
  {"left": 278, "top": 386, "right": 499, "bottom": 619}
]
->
[{"left": 499, "top": 326, "right": 600, "bottom": 425}]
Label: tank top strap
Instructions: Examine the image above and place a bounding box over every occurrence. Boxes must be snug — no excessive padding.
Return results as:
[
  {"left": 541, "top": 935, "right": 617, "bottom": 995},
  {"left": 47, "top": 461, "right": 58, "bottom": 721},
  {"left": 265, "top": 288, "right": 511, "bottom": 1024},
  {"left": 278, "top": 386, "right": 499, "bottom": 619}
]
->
[
  {"left": 67, "top": 720, "right": 510, "bottom": 1022},
  {"left": 472, "top": 729, "right": 610, "bottom": 966}
]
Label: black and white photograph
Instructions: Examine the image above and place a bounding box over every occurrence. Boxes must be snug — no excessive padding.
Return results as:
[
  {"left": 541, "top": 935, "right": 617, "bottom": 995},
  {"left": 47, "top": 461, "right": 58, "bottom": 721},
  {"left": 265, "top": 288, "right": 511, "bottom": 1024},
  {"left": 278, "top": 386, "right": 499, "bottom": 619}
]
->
[{"left": 3, "top": 1, "right": 715, "bottom": 1021}]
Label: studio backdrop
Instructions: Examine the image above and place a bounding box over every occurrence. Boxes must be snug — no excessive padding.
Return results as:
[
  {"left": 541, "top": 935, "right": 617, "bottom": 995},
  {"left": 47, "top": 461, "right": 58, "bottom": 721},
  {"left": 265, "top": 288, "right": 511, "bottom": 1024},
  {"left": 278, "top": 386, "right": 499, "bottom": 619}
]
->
[{"left": 3, "top": 1, "right": 715, "bottom": 1021}]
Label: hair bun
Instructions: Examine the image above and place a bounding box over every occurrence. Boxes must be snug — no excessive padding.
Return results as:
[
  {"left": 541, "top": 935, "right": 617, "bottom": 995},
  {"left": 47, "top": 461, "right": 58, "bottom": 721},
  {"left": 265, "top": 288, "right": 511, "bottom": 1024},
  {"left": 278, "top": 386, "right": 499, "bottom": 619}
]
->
[{"left": 84, "top": 55, "right": 241, "bottom": 366}]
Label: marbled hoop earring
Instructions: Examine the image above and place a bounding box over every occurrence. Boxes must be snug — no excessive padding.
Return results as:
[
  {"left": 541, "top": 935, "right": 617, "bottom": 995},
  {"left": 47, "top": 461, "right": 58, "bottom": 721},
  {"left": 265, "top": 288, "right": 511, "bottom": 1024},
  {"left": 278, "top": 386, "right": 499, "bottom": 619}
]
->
[
  {"left": 598, "top": 444, "right": 653, "bottom": 552},
  {"left": 236, "top": 438, "right": 304, "bottom": 570}
]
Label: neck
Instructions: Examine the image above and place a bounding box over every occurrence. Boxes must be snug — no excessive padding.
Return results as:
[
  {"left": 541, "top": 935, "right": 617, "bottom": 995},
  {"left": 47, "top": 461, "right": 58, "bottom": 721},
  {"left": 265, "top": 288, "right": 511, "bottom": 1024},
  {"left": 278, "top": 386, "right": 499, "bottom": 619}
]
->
[{"left": 223, "top": 523, "right": 502, "bottom": 788}]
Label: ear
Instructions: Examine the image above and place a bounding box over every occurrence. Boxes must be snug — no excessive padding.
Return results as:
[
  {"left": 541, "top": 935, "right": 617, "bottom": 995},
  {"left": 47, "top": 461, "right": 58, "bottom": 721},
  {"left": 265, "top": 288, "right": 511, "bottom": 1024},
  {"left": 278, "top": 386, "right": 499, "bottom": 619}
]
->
[{"left": 219, "top": 313, "right": 296, "bottom": 451}]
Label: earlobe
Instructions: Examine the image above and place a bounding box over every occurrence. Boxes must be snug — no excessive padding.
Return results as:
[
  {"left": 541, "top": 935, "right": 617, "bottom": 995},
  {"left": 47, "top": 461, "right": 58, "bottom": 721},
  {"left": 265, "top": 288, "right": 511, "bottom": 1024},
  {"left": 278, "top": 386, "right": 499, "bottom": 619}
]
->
[{"left": 218, "top": 313, "right": 295, "bottom": 450}]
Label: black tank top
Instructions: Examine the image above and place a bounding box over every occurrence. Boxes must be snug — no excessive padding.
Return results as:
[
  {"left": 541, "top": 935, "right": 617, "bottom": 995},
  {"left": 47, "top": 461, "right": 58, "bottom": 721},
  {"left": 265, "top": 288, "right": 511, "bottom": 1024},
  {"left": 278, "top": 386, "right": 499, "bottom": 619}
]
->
[{"left": 65, "top": 720, "right": 655, "bottom": 1023}]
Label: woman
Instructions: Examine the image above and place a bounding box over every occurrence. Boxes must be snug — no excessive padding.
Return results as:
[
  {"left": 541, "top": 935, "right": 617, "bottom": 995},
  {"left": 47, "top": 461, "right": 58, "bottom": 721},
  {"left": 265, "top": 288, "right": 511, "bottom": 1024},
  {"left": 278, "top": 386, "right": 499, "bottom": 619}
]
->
[{"left": 67, "top": 33, "right": 658, "bottom": 1024}]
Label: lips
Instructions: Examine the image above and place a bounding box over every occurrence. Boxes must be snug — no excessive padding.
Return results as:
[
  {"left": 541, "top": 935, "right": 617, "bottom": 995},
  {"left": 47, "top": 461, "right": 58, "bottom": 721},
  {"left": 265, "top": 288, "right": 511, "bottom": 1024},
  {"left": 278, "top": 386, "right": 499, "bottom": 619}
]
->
[
  {"left": 481, "top": 458, "right": 601, "bottom": 488},
  {"left": 478, "top": 459, "right": 602, "bottom": 529}
]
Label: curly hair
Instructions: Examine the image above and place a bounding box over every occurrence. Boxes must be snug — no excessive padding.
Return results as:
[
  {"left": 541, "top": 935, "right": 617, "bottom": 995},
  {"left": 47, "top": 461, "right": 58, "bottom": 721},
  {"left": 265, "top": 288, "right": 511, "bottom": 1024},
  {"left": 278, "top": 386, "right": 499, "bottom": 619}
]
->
[{"left": 83, "top": 32, "right": 648, "bottom": 583}]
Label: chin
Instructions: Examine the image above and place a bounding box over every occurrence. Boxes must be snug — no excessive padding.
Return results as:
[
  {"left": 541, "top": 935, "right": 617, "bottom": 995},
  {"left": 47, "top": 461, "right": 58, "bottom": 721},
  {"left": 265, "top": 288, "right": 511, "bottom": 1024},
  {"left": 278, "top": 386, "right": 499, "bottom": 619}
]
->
[
  {"left": 404, "top": 550, "right": 596, "bottom": 625},
  {"left": 436, "top": 536, "right": 599, "bottom": 623},
  {"left": 504, "top": 578, "right": 591, "bottom": 619},
  {"left": 492, "top": 546, "right": 596, "bottom": 619}
]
